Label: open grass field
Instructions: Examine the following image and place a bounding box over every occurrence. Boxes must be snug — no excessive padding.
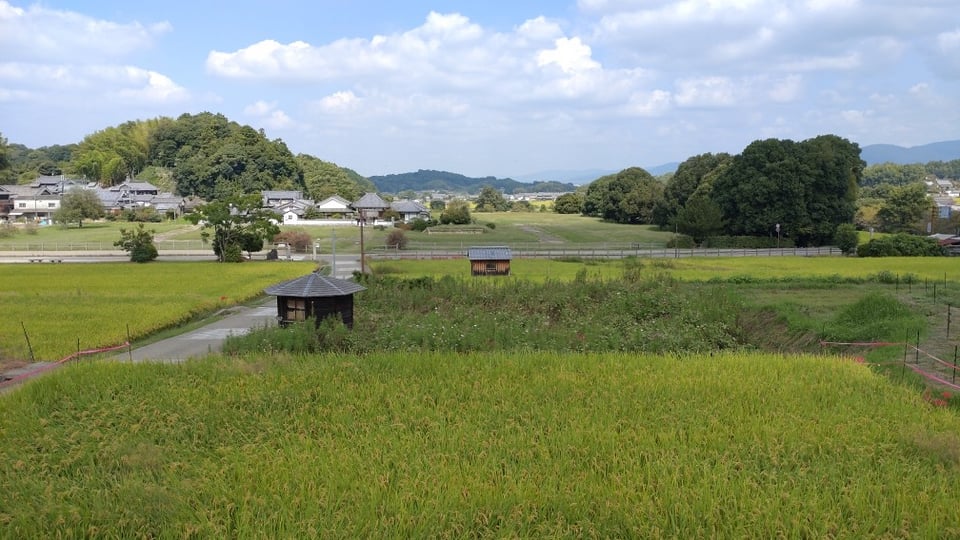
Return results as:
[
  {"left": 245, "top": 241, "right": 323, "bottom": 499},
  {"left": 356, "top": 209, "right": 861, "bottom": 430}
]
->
[
  {"left": 0, "top": 261, "right": 316, "bottom": 364},
  {"left": 370, "top": 255, "right": 960, "bottom": 283},
  {"left": 3, "top": 352, "right": 960, "bottom": 537}
]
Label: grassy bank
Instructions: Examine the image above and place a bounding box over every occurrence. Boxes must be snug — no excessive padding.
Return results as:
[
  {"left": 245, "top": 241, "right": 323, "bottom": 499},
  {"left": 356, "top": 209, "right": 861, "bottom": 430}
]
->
[{"left": 2, "top": 352, "right": 960, "bottom": 537}]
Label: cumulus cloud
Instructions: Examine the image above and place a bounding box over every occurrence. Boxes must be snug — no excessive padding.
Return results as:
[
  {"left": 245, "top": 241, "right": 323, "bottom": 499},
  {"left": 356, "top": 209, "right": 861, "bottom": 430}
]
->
[
  {"left": 0, "top": 0, "right": 170, "bottom": 62},
  {"left": 243, "top": 100, "right": 294, "bottom": 129},
  {"left": 0, "top": 62, "right": 187, "bottom": 103}
]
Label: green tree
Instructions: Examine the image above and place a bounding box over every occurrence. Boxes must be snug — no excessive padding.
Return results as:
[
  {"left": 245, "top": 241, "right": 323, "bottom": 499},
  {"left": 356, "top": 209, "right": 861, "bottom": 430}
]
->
[
  {"left": 430, "top": 200, "right": 446, "bottom": 211},
  {"left": 833, "top": 223, "right": 859, "bottom": 255},
  {"left": 876, "top": 183, "right": 931, "bottom": 233},
  {"left": 0, "top": 132, "right": 14, "bottom": 183},
  {"left": 553, "top": 193, "right": 584, "bottom": 214},
  {"left": 583, "top": 167, "right": 662, "bottom": 224},
  {"left": 653, "top": 153, "right": 731, "bottom": 228},
  {"left": 675, "top": 193, "right": 724, "bottom": 244},
  {"left": 114, "top": 223, "right": 159, "bottom": 262},
  {"left": 299, "top": 155, "right": 373, "bottom": 201},
  {"left": 186, "top": 194, "right": 280, "bottom": 262},
  {"left": 439, "top": 199, "right": 471, "bottom": 225},
  {"left": 474, "top": 185, "right": 510, "bottom": 212},
  {"left": 385, "top": 229, "right": 408, "bottom": 249},
  {"left": 55, "top": 189, "right": 105, "bottom": 228},
  {"left": 711, "top": 136, "right": 862, "bottom": 246}
]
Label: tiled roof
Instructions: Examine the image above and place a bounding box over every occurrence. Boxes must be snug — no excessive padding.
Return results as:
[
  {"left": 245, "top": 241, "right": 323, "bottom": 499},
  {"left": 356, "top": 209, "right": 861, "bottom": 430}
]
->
[
  {"left": 391, "top": 200, "right": 429, "bottom": 213},
  {"left": 264, "top": 272, "right": 367, "bottom": 297},
  {"left": 352, "top": 192, "right": 389, "bottom": 209},
  {"left": 467, "top": 246, "right": 512, "bottom": 260}
]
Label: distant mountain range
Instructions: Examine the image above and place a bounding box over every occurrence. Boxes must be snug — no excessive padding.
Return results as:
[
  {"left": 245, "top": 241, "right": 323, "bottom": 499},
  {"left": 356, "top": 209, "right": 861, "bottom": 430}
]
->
[
  {"left": 861, "top": 140, "right": 960, "bottom": 165},
  {"left": 369, "top": 170, "right": 576, "bottom": 194}
]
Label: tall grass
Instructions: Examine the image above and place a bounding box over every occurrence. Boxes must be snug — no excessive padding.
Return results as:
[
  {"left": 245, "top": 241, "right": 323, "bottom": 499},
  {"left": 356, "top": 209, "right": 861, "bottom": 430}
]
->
[
  {"left": 0, "top": 262, "right": 315, "bottom": 362},
  {"left": 224, "top": 274, "right": 743, "bottom": 355},
  {"left": 3, "top": 352, "right": 960, "bottom": 537}
]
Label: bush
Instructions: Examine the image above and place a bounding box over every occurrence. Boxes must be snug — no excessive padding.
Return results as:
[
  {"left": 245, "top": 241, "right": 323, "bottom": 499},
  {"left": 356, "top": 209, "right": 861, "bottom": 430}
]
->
[
  {"left": 114, "top": 223, "right": 159, "bottom": 263},
  {"left": 834, "top": 223, "right": 859, "bottom": 255},
  {"left": 410, "top": 218, "right": 437, "bottom": 232},
  {"left": 0, "top": 222, "right": 15, "bottom": 239},
  {"left": 666, "top": 235, "right": 696, "bottom": 249},
  {"left": 857, "top": 234, "right": 947, "bottom": 257},
  {"left": 385, "top": 229, "right": 408, "bottom": 249},
  {"left": 273, "top": 230, "right": 313, "bottom": 252},
  {"left": 703, "top": 236, "right": 796, "bottom": 249},
  {"left": 485, "top": 222, "right": 496, "bottom": 230}
]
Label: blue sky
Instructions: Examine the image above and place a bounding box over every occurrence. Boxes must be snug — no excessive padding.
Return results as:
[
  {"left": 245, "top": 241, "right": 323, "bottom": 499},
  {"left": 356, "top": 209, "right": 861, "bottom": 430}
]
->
[{"left": 2, "top": 0, "right": 959, "bottom": 179}]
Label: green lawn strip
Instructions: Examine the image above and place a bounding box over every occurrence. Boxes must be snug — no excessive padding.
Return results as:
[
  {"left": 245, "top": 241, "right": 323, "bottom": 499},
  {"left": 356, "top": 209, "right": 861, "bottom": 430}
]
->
[
  {"left": 0, "top": 220, "right": 195, "bottom": 248},
  {"left": 2, "top": 352, "right": 960, "bottom": 537},
  {"left": 0, "top": 262, "right": 316, "bottom": 362}
]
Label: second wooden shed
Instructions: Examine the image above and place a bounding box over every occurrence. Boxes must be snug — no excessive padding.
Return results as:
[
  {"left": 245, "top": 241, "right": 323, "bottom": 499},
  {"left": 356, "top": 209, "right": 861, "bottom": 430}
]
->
[{"left": 467, "top": 246, "right": 512, "bottom": 276}]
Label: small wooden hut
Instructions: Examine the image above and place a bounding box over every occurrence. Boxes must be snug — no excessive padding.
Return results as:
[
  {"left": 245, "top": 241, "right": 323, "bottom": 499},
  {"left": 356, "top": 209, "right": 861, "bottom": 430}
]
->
[
  {"left": 467, "top": 246, "right": 512, "bottom": 276},
  {"left": 264, "top": 272, "right": 366, "bottom": 327}
]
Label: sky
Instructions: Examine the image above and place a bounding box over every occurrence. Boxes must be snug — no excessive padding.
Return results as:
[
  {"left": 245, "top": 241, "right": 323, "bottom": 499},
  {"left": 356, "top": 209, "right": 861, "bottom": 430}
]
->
[{"left": 1, "top": 0, "right": 959, "bottom": 179}]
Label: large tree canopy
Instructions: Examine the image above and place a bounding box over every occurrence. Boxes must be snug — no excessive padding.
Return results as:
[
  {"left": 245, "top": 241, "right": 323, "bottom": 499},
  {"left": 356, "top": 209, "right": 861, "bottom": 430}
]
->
[
  {"left": 55, "top": 189, "right": 105, "bottom": 228},
  {"left": 583, "top": 167, "right": 662, "bottom": 224},
  {"left": 298, "top": 154, "right": 373, "bottom": 202},
  {"left": 653, "top": 152, "right": 731, "bottom": 228},
  {"left": 711, "top": 135, "right": 863, "bottom": 246}
]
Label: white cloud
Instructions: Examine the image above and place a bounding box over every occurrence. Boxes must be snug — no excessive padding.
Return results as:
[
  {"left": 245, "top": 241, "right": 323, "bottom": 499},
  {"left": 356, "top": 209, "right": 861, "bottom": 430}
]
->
[
  {"left": 0, "top": 62, "right": 187, "bottom": 104},
  {"left": 674, "top": 77, "right": 738, "bottom": 107},
  {"left": 536, "top": 37, "right": 599, "bottom": 74},
  {"left": 0, "top": 0, "right": 170, "bottom": 62},
  {"left": 243, "top": 100, "right": 293, "bottom": 129},
  {"left": 315, "top": 91, "right": 361, "bottom": 114},
  {"left": 768, "top": 75, "right": 803, "bottom": 102}
]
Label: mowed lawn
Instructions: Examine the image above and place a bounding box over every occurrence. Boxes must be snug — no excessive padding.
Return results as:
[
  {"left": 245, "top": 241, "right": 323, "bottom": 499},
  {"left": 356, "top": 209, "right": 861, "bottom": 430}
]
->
[
  {"left": 0, "top": 261, "right": 316, "bottom": 363},
  {"left": 2, "top": 352, "right": 960, "bottom": 537}
]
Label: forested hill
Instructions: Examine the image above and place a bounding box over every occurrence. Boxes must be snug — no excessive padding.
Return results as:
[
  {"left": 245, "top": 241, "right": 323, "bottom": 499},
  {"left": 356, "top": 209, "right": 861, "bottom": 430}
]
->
[
  {"left": 861, "top": 140, "right": 960, "bottom": 165},
  {"left": 369, "top": 169, "right": 576, "bottom": 194}
]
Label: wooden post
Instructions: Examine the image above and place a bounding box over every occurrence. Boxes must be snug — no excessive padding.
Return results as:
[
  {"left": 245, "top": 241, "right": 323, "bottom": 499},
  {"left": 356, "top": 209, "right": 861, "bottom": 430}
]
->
[
  {"left": 953, "top": 346, "right": 957, "bottom": 385},
  {"left": 127, "top": 324, "right": 133, "bottom": 362},
  {"left": 916, "top": 331, "right": 921, "bottom": 364},
  {"left": 948, "top": 304, "right": 952, "bottom": 339}
]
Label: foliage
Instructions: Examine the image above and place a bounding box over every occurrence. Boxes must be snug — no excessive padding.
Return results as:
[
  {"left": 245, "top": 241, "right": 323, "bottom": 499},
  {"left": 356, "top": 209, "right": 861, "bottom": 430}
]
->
[
  {"left": 861, "top": 162, "right": 926, "bottom": 187},
  {"left": 121, "top": 206, "right": 162, "bottom": 223},
  {"left": 186, "top": 193, "right": 280, "bottom": 262},
  {"left": 701, "top": 236, "right": 795, "bottom": 249},
  {"left": 674, "top": 193, "right": 724, "bottom": 243},
  {"left": 70, "top": 122, "right": 150, "bottom": 185},
  {"left": 229, "top": 274, "right": 741, "bottom": 355},
  {"left": 857, "top": 234, "right": 947, "bottom": 257},
  {"left": 409, "top": 217, "right": 437, "bottom": 232},
  {"left": 298, "top": 154, "right": 373, "bottom": 201},
  {"left": 711, "top": 135, "right": 862, "bottom": 246},
  {"left": 834, "top": 223, "right": 859, "bottom": 255},
  {"left": 150, "top": 112, "right": 303, "bottom": 200},
  {"left": 653, "top": 152, "right": 731, "bottom": 228},
  {"left": 113, "top": 223, "right": 159, "bottom": 263},
  {"left": 553, "top": 192, "right": 584, "bottom": 214},
  {"left": 0, "top": 262, "right": 314, "bottom": 361},
  {"left": 54, "top": 189, "right": 105, "bottom": 228},
  {"left": 876, "top": 183, "right": 931, "bottom": 233},
  {"left": 272, "top": 230, "right": 313, "bottom": 252},
  {"left": 474, "top": 185, "right": 510, "bottom": 212},
  {"left": 385, "top": 229, "right": 408, "bottom": 249},
  {"left": 429, "top": 200, "right": 446, "bottom": 211},
  {"left": 439, "top": 199, "right": 471, "bottom": 225},
  {"left": 582, "top": 167, "right": 663, "bottom": 224},
  {"left": 822, "top": 292, "right": 925, "bottom": 343},
  {"left": 0, "top": 132, "right": 13, "bottom": 183}
]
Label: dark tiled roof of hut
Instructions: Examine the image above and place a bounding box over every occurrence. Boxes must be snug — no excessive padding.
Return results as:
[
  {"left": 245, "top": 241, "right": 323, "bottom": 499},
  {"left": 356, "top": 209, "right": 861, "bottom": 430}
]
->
[
  {"left": 467, "top": 246, "right": 512, "bottom": 260},
  {"left": 265, "top": 273, "right": 366, "bottom": 297}
]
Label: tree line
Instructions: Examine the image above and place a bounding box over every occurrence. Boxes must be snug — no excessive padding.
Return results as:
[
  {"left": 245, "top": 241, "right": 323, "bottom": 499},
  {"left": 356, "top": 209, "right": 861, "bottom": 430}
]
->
[{"left": 555, "top": 135, "right": 955, "bottom": 246}]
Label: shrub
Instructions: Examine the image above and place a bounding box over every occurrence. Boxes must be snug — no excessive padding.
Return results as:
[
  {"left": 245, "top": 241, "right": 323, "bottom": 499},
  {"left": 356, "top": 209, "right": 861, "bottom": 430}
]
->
[
  {"left": 857, "top": 234, "right": 947, "bottom": 257},
  {"left": 273, "top": 230, "right": 313, "bottom": 252},
  {"left": 114, "top": 223, "right": 159, "bottom": 263},
  {"left": 0, "top": 222, "right": 15, "bottom": 238},
  {"left": 666, "top": 235, "right": 696, "bottom": 248},
  {"left": 703, "top": 236, "right": 796, "bottom": 249},
  {"left": 834, "top": 223, "right": 859, "bottom": 255},
  {"left": 385, "top": 229, "right": 408, "bottom": 249},
  {"left": 485, "top": 222, "right": 496, "bottom": 230}
]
